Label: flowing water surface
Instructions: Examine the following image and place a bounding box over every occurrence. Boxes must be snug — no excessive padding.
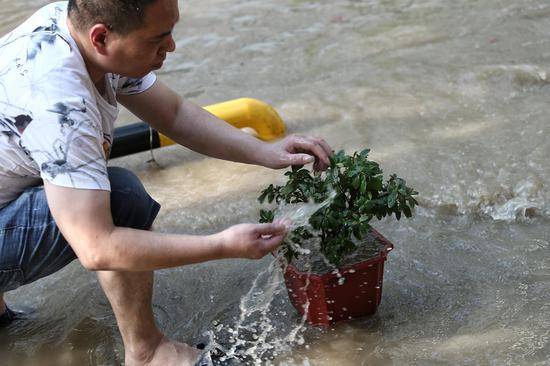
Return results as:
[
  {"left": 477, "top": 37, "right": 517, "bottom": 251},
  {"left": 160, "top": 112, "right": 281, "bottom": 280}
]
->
[{"left": 2, "top": 0, "right": 550, "bottom": 365}]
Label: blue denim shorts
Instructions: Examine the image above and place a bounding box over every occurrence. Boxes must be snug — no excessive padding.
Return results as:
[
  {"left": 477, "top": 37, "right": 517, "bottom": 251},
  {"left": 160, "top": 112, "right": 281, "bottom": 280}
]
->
[{"left": 0, "top": 167, "right": 161, "bottom": 293}]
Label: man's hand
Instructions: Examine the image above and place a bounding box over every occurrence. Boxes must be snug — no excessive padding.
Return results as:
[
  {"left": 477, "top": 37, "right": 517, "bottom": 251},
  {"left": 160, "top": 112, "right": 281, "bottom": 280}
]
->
[
  {"left": 216, "top": 223, "right": 288, "bottom": 259},
  {"left": 259, "top": 134, "right": 333, "bottom": 171}
]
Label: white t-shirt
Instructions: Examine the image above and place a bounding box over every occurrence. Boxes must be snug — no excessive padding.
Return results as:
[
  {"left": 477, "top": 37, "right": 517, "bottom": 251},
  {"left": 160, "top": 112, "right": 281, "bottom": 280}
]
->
[{"left": 0, "top": 1, "right": 156, "bottom": 209}]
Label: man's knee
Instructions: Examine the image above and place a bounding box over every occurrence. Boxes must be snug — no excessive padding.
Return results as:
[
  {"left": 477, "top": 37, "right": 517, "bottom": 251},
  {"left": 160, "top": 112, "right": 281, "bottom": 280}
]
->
[{"left": 108, "top": 167, "right": 161, "bottom": 230}]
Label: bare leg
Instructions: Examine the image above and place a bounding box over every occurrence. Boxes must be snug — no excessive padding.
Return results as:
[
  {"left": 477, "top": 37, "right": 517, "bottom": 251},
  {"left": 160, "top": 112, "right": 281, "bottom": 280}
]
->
[
  {"left": 0, "top": 293, "right": 5, "bottom": 313},
  {"left": 96, "top": 271, "right": 201, "bottom": 366}
]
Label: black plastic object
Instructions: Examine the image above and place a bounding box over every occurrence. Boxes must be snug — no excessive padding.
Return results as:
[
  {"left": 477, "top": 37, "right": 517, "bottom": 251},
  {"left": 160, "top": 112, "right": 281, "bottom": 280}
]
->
[{"left": 110, "top": 122, "right": 161, "bottom": 159}]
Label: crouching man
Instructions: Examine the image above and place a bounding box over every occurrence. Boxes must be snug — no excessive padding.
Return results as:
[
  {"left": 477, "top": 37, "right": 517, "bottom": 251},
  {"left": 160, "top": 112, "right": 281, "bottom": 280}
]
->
[{"left": 0, "top": 1, "right": 332, "bottom": 365}]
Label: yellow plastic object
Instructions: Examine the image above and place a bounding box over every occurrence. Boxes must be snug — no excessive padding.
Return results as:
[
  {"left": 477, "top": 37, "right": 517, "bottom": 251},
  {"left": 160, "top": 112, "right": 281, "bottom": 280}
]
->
[{"left": 157, "top": 98, "right": 286, "bottom": 147}]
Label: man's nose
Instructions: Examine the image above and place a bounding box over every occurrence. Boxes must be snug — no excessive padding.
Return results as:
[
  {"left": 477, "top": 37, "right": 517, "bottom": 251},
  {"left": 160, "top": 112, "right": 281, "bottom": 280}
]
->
[{"left": 164, "top": 35, "right": 176, "bottom": 53}]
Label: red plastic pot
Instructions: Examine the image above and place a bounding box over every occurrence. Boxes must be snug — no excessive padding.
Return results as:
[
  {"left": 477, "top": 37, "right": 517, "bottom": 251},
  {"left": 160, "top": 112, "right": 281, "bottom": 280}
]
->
[{"left": 282, "top": 229, "right": 394, "bottom": 326}]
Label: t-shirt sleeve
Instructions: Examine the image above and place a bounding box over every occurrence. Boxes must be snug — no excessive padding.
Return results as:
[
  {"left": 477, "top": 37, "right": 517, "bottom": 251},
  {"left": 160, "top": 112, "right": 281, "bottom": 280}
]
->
[
  {"left": 116, "top": 72, "right": 157, "bottom": 96},
  {"left": 20, "top": 96, "right": 110, "bottom": 191}
]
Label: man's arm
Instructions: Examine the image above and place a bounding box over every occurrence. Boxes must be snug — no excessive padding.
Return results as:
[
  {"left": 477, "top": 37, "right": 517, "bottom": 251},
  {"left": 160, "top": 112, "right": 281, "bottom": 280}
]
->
[
  {"left": 118, "top": 80, "right": 333, "bottom": 170},
  {"left": 44, "top": 182, "right": 287, "bottom": 272}
]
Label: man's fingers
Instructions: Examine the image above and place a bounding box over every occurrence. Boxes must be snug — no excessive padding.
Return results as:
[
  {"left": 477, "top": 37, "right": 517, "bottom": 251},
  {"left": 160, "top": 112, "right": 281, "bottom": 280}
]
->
[
  {"left": 287, "top": 153, "right": 314, "bottom": 166},
  {"left": 313, "top": 156, "right": 329, "bottom": 172},
  {"left": 292, "top": 138, "right": 330, "bottom": 166},
  {"left": 261, "top": 232, "right": 286, "bottom": 253},
  {"left": 254, "top": 222, "right": 287, "bottom": 236},
  {"left": 315, "top": 137, "right": 333, "bottom": 160},
  {"left": 255, "top": 221, "right": 289, "bottom": 255}
]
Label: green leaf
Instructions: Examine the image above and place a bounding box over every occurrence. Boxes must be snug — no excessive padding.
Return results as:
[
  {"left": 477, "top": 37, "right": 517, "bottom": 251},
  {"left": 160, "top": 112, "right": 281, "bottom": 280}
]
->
[
  {"left": 258, "top": 191, "right": 268, "bottom": 203},
  {"left": 360, "top": 176, "right": 367, "bottom": 194},
  {"left": 388, "top": 191, "right": 397, "bottom": 208},
  {"left": 367, "top": 178, "right": 383, "bottom": 191},
  {"left": 259, "top": 209, "right": 274, "bottom": 223},
  {"left": 360, "top": 148, "right": 371, "bottom": 158},
  {"left": 353, "top": 226, "right": 362, "bottom": 240}
]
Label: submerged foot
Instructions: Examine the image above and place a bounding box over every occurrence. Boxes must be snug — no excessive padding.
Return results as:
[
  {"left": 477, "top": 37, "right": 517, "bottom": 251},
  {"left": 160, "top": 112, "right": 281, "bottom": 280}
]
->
[{"left": 126, "top": 337, "right": 207, "bottom": 366}]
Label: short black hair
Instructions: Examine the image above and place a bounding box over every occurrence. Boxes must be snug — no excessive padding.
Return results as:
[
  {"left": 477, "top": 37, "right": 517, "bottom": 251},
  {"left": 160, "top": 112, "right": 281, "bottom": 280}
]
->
[{"left": 68, "top": 0, "right": 158, "bottom": 34}]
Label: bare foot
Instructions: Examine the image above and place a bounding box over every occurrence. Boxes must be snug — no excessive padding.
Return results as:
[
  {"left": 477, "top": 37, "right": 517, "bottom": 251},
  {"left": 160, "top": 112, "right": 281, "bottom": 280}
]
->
[{"left": 126, "top": 337, "right": 202, "bottom": 366}]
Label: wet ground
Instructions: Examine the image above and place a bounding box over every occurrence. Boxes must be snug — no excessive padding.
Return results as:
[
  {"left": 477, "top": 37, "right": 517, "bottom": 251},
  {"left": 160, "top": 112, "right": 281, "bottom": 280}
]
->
[{"left": 2, "top": 0, "right": 550, "bottom": 365}]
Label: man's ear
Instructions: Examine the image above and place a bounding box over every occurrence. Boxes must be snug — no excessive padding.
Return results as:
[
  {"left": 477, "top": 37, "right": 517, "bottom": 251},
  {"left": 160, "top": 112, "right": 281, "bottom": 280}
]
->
[{"left": 89, "top": 24, "right": 111, "bottom": 56}]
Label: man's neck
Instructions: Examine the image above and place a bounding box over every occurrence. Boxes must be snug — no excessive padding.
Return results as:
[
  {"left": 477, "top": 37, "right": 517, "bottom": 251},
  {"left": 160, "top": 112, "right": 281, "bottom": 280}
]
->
[{"left": 66, "top": 17, "right": 105, "bottom": 90}]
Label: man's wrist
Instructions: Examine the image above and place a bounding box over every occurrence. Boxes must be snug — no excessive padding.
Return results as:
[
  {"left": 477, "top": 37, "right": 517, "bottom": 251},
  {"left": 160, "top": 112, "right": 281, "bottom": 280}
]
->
[
  {"left": 207, "top": 232, "right": 229, "bottom": 260},
  {"left": 250, "top": 141, "right": 271, "bottom": 168}
]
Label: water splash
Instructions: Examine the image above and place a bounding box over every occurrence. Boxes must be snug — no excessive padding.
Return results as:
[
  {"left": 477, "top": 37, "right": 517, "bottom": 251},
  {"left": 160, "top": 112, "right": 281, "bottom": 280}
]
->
[
  {"left": 205, "top": 255, "right": 311, "bottom": 365},
  {"left": 274, "top": 190, "right": 337, "bottom": 231},
  {"left": 203, "top": 193, "right": 338, "bottom": 363}
]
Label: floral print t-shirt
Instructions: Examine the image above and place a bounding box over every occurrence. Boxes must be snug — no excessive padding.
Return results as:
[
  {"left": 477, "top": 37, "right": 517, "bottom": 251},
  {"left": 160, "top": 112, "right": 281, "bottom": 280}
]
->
[{"left": 0, "top": 1, "right": 156, "bottom": 208}]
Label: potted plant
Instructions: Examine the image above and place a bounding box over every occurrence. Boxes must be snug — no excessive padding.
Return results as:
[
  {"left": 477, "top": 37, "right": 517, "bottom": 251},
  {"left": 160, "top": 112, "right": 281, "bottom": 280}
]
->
[{"left": 258, "top": 149, "right": 418, "bottom": 325}]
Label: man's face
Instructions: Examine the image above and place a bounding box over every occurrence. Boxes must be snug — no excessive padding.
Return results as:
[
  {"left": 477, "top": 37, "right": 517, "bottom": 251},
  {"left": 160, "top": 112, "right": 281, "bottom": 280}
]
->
[{"left": 105, "top": 0, "right": 179, "bottom": 78}]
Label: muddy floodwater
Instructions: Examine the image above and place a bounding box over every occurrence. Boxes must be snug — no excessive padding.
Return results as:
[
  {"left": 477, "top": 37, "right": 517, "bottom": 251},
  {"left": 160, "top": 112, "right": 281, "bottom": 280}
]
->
[{"left": 2, "top": 0, "right": 550, "bottom": 365}]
